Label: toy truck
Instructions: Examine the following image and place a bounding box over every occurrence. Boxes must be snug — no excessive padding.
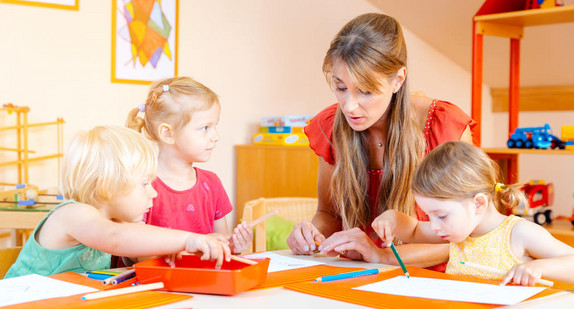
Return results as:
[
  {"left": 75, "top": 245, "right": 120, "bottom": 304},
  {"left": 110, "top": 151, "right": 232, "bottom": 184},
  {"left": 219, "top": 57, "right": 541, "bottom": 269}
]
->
[
  {"left": 507, "top": 124, "right": 565, "bottom": 149},
  {"left": 513, "top": 180, "right": 554, "bottom": 225}
]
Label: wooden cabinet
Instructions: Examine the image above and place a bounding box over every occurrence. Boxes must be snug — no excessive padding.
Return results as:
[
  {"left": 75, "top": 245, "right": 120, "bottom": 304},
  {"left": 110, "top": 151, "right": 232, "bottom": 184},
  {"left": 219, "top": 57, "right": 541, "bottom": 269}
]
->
[{"left": 235, "top": 145, "right": 319, "bottom": 224}]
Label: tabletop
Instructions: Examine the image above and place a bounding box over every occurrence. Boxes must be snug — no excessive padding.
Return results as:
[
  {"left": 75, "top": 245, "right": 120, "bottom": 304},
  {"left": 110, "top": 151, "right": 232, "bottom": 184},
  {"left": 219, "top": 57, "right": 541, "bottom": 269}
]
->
[{"left": 150, "top": 249, "right": 574, "bottom": 309}]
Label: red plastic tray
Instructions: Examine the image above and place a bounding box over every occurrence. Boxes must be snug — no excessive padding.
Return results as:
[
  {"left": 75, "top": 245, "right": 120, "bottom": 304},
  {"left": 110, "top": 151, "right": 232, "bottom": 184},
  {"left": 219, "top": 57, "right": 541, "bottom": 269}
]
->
[{"left": 134, "top": 255, "right": 270, "bottom": 295}]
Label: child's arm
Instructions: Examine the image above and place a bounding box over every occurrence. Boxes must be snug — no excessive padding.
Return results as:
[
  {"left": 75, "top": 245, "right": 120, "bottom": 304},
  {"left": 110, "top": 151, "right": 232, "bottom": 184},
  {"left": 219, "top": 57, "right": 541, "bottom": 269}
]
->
[
  {"left": 501, "top": 220, "right": 574, "bottom": 286},
  {"left": 372, "top": 210, "right": 445, "bottom": 246},
  {"left": 53, "top": 203, "right": 231, "bottom": 267},
  {"left": 213, "top": 218, "right": 253, "bottom": 254}
]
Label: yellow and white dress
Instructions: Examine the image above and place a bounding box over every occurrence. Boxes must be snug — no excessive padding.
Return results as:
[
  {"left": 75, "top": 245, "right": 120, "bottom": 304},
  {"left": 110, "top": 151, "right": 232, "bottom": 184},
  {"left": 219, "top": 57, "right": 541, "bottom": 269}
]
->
[{"left": 446, "top": 215, "right": 522, "bottom": 280}]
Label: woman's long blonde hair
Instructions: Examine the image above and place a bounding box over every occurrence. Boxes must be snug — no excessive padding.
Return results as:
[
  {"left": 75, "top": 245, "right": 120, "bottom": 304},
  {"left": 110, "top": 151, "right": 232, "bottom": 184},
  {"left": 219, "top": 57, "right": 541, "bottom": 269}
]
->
[
  {"left": 323, "top": 13, "right": 424, "bottom": 230},
  {"left": 412, "top": 141, "right": 526, "bottom": 213},
  {"left": 126, "top": 77, "right": 219, "bottom": 141}
]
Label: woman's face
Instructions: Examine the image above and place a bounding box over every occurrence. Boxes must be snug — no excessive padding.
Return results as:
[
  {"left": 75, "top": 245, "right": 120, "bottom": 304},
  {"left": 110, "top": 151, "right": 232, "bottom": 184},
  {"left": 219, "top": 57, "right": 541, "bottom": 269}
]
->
[{"left": 332, "top": 62, "right": 405, "bottom": 132}]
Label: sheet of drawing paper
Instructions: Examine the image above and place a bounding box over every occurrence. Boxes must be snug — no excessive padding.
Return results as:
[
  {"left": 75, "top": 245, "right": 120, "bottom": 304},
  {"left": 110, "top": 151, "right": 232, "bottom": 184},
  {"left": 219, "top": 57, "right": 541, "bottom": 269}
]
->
[
  {"left": 353, "top": 276, "right": 545, "bottom": 305},
  {"left": 0, "top": 274, "right": 98, "bottom": 306},
  {"left": 244, "top": 252, "right": 325, "bottom": 272}
]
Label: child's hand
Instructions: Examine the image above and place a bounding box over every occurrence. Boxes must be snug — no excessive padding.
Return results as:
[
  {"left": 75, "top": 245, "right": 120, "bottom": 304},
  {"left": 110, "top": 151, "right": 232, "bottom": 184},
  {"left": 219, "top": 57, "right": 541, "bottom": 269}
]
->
[
  {"left": 229, "top": 222, "right": 254, "bottom": 254},
  {"left": 371, "top": 210, "right": 397, "bottom": 247},
  {"left": 184, "top": 234, "right": 231, "bottom": 269},
  {"left": 500, "top": 260, "right": 544, "bottom": 286}
]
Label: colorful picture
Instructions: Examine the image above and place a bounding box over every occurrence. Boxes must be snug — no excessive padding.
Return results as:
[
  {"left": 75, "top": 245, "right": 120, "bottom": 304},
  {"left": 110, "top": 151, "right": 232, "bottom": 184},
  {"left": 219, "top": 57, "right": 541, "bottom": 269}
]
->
[
  {"left": 0, "top": 0, "right": 78, "bottom": 10},
  {"left": 112, "top": 0, "right": 179, "bottom": 84}
]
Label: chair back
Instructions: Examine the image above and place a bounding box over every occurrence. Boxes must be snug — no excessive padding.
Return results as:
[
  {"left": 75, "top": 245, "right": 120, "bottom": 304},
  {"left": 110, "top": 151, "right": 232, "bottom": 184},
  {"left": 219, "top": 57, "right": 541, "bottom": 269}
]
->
[
  {"left": 242, "top": 197, "right": 317, "bottom": 253},
  {"left": 0, "top": 247, "right": 22, "bottom": 278}
]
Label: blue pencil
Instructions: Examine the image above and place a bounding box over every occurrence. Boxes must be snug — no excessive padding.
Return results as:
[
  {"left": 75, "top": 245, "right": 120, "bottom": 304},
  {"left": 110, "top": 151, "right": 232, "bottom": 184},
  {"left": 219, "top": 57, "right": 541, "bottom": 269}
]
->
[
  {"left": 86, "top": 272, "right": 115, "bottom": 281},
  {"left": 314, "top": 268, "right": 385, "bottom": 282},
  {"left": 390, "top": 243, "right": 410, "bottom": 278}
]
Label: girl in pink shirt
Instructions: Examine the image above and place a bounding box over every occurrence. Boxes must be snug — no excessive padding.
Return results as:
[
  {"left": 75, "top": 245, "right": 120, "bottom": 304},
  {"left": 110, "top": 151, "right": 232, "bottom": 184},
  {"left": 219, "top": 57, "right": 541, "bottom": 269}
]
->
[{"left": 126, "top": 77, "right": 252, "bottom": 254}]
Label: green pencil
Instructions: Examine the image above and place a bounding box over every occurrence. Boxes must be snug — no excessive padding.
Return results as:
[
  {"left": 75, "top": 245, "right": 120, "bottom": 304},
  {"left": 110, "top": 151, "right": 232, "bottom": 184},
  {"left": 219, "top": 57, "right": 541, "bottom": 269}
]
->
[{"left": 390, "top": 243, "right": 410, "bottom": 278}]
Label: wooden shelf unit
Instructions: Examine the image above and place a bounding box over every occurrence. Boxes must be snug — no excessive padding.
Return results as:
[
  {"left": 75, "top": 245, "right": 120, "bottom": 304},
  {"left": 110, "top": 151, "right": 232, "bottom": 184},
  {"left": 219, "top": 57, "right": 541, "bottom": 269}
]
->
[
  {"left": 235, "top": 145, "right": 318, "bottom": 224},
  {"left": 0, "top": 105, "right": 64, "bottom": 186},
  {"left": 472, "top": 1, "right": 574, "bottom": 183}
]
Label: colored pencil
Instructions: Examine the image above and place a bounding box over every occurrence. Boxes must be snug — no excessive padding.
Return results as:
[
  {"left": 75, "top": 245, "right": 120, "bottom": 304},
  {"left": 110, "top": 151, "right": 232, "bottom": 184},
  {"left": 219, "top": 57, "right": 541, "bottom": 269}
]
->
[
  {"left": 86, "top": 272, "right": 115, "bottom": 281},
  {"left": 81, "top": 282, "right": 164, "bottom": 300},
  {"left": 248, "top": 209, "right": 281, "bottom": 227},
  {"left": 226, "top": 209, "right": 280, "bottom": 239},
  {"left": 102, "top": 269, "right": 135, "bottom": 285},
  {"left": 390, "top": 243, "right": 410, "bottom": 278},
  {"left": 230, "top": 255, "right": 258, "bottom": 265},
  {"left": 87, "top": 270, "right": 122, "bottom": 276},
  {"left": 314, "top": 267, "right": 387, "bottom": 282},
  {"left": 460, "top": 261, "right": 553, "bottom": 287}
]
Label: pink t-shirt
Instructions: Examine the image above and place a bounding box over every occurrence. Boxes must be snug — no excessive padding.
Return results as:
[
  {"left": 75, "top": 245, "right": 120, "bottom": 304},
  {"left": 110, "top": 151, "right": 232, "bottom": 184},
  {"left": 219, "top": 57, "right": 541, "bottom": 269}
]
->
[{"left": 145, "top": 167, "right": 232, "bottom": 234}]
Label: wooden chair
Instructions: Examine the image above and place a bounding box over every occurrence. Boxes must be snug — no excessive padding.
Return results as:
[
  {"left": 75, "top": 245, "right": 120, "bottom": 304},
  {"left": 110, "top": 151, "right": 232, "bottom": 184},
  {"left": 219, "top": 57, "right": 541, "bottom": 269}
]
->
[
  {"left": 0, "top": 247, "right": 22, "bottom": 278},
  {"left": 242, "top": 197, "right": 317, "bottom": 254}
]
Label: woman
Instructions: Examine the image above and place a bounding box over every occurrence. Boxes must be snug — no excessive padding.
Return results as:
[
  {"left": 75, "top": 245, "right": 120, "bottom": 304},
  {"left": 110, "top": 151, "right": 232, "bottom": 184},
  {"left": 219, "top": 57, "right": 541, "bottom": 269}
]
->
[{"left": 286, "top": 13, "right": 475, "bottom": 270}]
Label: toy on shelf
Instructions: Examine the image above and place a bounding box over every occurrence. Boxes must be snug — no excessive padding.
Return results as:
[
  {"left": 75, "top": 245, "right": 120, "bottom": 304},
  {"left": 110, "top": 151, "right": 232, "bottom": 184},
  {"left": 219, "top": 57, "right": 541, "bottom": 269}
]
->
[
  {"left": 506, "top": 123, "right": 566, "bottom": 149},
  {"left": 513, "top": 180, "right": 553, "bottom": 225},
  {"left": 0, "top": 184, "right": 63, "bottom": 208},
  {"left": 525, "top": 0, "right": 564, "bottom": 9},
  {"left": 562, "top": 125, "right": 574, "bottom": 150},
  {"left": 253, "top": 114, "right": 314, "bottom": 146}
]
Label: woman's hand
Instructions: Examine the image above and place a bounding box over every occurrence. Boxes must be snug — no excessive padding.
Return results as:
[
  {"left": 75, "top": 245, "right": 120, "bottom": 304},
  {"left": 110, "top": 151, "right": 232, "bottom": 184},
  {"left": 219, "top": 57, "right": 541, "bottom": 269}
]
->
[
  {"left": 371, "top": 210, "right": 398, "bottom": 247},
  {"left": 229, "top": 222, "right": 254, "bottom": 254},
  {"left": 184, "top": 233, "right": 231, "bottom": 269},
  {"left": 318, "top": 227, "right": 383, "bottom": 263},
  {"left": 501, "top": 260, "right": 545, "bottom": 286},
  {"left": 287, "top": 221, "right": 326, "bottom": 255}
]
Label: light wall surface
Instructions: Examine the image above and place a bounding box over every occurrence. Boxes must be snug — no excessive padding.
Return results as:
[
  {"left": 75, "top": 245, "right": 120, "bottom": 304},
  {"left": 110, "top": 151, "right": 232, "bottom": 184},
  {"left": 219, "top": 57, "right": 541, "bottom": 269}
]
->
[{"left": 18, "top": 1, "right": 573, "bottom": 228}]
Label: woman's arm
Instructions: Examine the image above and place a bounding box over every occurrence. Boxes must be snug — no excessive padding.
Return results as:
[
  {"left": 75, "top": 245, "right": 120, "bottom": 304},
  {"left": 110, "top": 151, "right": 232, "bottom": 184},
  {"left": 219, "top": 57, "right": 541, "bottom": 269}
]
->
[
  {"left": 372, "top": 210, "right": 445, "bottom": 246},
  {"left": 287, "top": 158, "right": 340, "bottom": 254},
  {"left": 313, "top": 158, "right": 342, "bottom": 237},
  {"left": 317, "top": 226, "right": 449, "bottom": 266}
]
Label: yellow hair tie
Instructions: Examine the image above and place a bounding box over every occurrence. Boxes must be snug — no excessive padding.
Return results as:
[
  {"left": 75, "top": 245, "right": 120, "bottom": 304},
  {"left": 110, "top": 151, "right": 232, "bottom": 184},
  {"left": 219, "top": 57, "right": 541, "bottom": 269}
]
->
[{"left": 494, "top": 183, "right": 504, "bottom": 193}]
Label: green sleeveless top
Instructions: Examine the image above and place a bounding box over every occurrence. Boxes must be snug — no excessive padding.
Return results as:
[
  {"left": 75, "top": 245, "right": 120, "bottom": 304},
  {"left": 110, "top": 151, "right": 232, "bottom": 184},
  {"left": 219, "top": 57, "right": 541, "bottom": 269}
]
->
[{"left": 4, "top": 200, "right": 111, "bottom": 279}]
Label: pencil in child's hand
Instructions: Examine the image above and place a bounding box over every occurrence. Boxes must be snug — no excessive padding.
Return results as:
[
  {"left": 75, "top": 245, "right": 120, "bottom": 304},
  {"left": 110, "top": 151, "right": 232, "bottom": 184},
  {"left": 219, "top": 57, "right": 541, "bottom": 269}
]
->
[
  {"left": 460, "top": 261, "right": 554, "bottom": 287},
  {"left": 82, "top": 282, "right": 164, "bottom": 300},
  {"left": 247, "top": 209, "right": 280, "bottom": 227},
  {"left": 390, "top": 243, "right": 410, "bottom": 278}
]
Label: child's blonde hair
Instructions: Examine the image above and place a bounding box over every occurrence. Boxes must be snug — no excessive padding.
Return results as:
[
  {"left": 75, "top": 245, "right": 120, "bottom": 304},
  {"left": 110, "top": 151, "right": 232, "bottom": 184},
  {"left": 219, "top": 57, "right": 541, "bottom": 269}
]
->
[
  {"left": 412, "top": 141, "right": 526, "bottom": 213},
  {"left": 126, "top": 77, "right": 219, "bottom": 141},
  {"left": 61, "top": 126, "right": 158, "bottom": 206}
]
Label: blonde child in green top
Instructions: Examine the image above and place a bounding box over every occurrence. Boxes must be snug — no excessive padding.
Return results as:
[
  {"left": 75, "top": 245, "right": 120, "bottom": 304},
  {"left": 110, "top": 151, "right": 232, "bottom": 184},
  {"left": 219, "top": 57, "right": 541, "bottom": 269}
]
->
[
  {"left": 5, "top": 126, "right": 230, "bottom": 278},
  {"left": 372, "top": 141, "right": 574, "bottom": 286}
]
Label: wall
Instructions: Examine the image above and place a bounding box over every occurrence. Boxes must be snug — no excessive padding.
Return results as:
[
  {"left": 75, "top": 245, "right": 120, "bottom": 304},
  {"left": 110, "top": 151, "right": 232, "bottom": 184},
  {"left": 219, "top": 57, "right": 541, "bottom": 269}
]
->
[{"left": 0, "top": 0, "right": 474, "bottom": 224}]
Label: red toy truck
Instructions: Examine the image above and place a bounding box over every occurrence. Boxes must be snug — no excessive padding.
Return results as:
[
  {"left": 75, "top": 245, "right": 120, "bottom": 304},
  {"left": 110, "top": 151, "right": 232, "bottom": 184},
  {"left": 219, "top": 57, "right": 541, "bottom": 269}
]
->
[{"left": 512, "top": 180, "right": 554, "bottom": 225}]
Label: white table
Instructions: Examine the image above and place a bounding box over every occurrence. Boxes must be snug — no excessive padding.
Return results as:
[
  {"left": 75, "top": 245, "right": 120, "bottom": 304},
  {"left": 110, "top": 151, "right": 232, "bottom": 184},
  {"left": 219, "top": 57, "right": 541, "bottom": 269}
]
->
[{"left": 152, "top": 249, "right": 574, "bottom": 309}]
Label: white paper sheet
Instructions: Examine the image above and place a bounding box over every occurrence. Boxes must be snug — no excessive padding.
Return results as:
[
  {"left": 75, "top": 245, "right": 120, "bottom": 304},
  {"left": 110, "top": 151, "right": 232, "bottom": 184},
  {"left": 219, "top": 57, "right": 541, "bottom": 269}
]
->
[
  {"left": 353, "top": 276, "right": 545, "bottom": 305},
  {"left": 243, "top": 252, "right": 325, "bottom": 273},
  {"left": 0, "top": 274, "right": 98, "bottom": 306}
]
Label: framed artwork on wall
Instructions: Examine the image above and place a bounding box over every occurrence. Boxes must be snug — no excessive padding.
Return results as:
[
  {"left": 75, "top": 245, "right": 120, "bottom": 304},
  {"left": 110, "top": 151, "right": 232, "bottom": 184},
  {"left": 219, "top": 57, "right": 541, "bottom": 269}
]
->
[
  {"left": 112, "top": 0, "right": 179, "bottom": 85},
  {"left": 0, "top": 0, "right": 78, "bottom": 10}
]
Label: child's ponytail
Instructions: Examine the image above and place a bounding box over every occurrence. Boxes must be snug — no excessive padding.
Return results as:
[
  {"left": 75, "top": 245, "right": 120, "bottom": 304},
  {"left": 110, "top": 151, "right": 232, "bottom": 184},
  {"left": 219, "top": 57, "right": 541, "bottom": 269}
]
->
[
  {"left": 492, "top": 182, "right": 528, "bottom": 214},
  {"left": 125, "top": 104, "right": 146, "bottom": 133}
]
